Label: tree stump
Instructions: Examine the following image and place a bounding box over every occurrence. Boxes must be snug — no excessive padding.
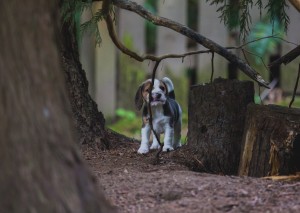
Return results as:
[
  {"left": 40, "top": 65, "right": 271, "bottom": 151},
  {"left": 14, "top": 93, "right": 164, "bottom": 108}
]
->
[
  {"left": 238, "top": 104, "right": 300, "bottom": 177},
  {"left": 188, "top": 78, "right": 254, "bottom": 175}
]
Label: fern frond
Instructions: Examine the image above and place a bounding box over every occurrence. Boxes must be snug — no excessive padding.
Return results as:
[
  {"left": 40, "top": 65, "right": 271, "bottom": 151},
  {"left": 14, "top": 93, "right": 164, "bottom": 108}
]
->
[
  {"left": 208, "top": 0, "right": 231, "bottom": 28},
  {"left": 255, "top": 0, "right": 263, "bottom": 18},
  {"left": 239, "top": 0, "right": 254, "bottom": 41},
  {"left": 79, "top": 9, "right": 106, "bottom": 46},
  {"left": 206, "top": 0, "right": 290, "bottom": 41},
  {"left": 61, "top": 0, "right": 93, "bottom": 29},
  {"left": 266, "top": 0, "right": 290, "bottom": 33}
]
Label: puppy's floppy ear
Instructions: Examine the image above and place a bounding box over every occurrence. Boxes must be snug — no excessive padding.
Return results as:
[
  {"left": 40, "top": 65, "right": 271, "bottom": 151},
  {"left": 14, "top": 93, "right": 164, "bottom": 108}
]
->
[
  {"left": 135, "top": 84, "right": 144, "bottom": 111},
  {"left": 162, "top": 77, "right": 175, "bottom": 99}
]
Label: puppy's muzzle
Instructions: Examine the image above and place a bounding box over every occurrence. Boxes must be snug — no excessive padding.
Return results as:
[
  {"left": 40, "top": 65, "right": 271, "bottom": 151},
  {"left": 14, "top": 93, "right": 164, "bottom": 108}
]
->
[
  {"left": 152, "top": 93, "right": 162, "bottom": 101},
  {"left": 151, "top": 92, "right": 165, "bottom": 105}
]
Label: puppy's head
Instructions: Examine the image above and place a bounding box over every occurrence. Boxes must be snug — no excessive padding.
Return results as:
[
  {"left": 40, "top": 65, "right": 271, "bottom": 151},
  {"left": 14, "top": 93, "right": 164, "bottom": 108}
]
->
[{"left": 135, "top": 79, "right": 168, "bottom": 110}]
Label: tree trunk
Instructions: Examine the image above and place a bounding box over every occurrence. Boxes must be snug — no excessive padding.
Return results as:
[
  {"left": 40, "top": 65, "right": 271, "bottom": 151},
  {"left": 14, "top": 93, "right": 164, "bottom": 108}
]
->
[
  {"left": 60, "top": 5, "right": 109, "bottom": 148},
  {"left": 187, "top": 78, "right": 254, "bottom": 175},
  {"left": 239, "top": 104, "right": 300, "bottom": 177},
  {"left": 60, "top": 1, "right": 136, "bottom": 148},
  {"left": 0, "top": 1, "right": 115, "bottom": 212}
]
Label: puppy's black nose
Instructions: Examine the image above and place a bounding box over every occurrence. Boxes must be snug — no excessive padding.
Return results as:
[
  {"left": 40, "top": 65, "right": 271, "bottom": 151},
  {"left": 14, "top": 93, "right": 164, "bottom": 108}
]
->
[{"left": 155, "top": 93, "right": 161, "bottom": 99}]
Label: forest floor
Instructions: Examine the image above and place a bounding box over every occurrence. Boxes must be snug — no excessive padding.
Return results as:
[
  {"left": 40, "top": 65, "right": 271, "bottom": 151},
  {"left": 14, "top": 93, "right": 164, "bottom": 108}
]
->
[{"left": 82, "top": 140, "right": 300, "bottom": 213}]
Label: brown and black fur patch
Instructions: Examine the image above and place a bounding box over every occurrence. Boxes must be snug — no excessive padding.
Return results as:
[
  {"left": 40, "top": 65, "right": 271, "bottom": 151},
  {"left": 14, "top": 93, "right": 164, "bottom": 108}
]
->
[
  {"left": 158, "top": 81, "right": 168, "bottom": 95},
  {"left": 142, "top": 105, "right": 149, "bottom": 127},
  {"left": 135, "top": 80, "right": 151, "bottom": 110},
  {"left": 141, "top": 81, "right": 152, "bottom": 101}
]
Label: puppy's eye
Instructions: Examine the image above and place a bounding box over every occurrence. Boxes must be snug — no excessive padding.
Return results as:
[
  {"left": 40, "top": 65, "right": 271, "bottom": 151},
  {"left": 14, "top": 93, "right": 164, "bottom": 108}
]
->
[
  {"left": 145, "top": 88, "right": 150, "bottom": 93},
  {"left": 159, "top": 86, "right": 165, "bottom": 91}
]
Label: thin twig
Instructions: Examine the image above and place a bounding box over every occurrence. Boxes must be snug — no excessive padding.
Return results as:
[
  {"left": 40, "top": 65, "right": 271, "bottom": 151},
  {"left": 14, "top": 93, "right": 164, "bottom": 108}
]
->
[
  {"left": 241, "top": 49, "right": 251, "bottom": 65},
  {"left": 242, "top": 49, "right": 269, "bottom": 72},
  {"left": 289, "top": 64, "right": 300, "bottom": 108},
  {"left": 230, "top": 34, "right": 299, "bottom": 49},
  {"left": 147, "top": 60, "right": 163, "bottom": 164},
  {"left": 210, "top": 52, "right": 214, "bottom": 83},
  {"left": 269, "top": 45, "right": 300, "bottom": 68}
]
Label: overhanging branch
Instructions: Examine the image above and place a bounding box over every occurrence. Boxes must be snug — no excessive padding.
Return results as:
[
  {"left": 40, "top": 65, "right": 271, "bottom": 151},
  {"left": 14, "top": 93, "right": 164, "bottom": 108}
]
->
[
  {"left": 104, "top": 0, "right": 269, "bottom": 87},
  {"left": 289, "top": 0, "right": 300, "bottom": 12},
  {"left": 102, "top": 0, "right": 211, "bottom": 62},
  {"left": 268, "top": 45, "right": 300, "bottom": 68}
]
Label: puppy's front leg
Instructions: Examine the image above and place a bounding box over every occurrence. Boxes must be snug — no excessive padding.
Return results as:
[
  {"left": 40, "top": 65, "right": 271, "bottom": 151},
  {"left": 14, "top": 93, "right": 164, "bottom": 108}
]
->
[
  {"left": 150, "top": 132, "right": 161, "bottom": 150},
  {"left": 163, "top": 125, "right": 174, "bottom": 152},
  {"left": 138, "top": 124, "right": 151, "bottom": 154}
]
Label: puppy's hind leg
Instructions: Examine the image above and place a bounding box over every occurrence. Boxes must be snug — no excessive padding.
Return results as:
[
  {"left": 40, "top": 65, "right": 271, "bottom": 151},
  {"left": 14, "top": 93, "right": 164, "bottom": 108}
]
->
[
  {"left": 173, "top": 119, "right": 182, "bottom": 149},
  {"left": 163, "top": 125, "right": 174, "bottom": 152}
]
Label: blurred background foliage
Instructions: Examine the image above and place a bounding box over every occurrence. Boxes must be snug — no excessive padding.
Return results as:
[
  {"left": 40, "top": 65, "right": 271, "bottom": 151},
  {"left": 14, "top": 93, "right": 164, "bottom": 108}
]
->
[
  {"left": 69, "top": 0, "right": 300, "bottom": 139},
  {"left": 247, "top": 17, "right": 284, "bottom": 65}
]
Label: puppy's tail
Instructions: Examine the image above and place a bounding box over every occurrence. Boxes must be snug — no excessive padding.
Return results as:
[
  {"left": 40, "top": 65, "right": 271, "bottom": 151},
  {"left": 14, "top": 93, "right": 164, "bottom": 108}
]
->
[{"left": 162, "top": 77, "right": 176, "bottom": 99}]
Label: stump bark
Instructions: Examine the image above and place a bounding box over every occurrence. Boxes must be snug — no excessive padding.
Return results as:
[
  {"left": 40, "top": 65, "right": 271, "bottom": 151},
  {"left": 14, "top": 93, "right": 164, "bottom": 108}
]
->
[
  {"left": 239, "top": 104, "right": 300, "bottom": 177},
  {"left": 188, "top": 78, "right": 254, "bottom": 175}
]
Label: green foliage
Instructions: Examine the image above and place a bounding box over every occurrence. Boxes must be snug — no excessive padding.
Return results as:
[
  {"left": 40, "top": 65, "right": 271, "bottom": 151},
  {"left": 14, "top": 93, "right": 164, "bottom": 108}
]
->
[
  {"left": 117, "top": 35, "right": 146, "bottom": 110},
  {"left": 80, "top": 9, "right": 105, "bottom": 46},
  {"left": 278, "top": 97, "right": 300, "bottom": 108},
  {"left": 247, "top": 17, "right": 284, "bottom": 64},
  {"left": 266, "top": 0, "right": 290, "bottom": 32},
  {"left": 108, "top": 109, "right": 141, "bottom": 137},
  {"left": 207, "top": 0, "right": 290, "bottom": 40},
  {"left": 61, "top": 0, "right": 115, "bottom": 46},
  {"left": 122, "top": 34, "right": 135, "bottom": 49},
  {"left": 115, "top": 108, "right": 136, "bottom": 121},
  {"left": 61, "top": 0, "right": 92, "bottom": 28}
]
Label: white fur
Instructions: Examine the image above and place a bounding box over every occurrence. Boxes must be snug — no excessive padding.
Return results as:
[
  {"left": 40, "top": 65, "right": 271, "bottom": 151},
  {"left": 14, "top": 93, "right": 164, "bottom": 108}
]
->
[
  {"left": 137, "top": 78, "right": 182, "bottom": 154},
  {"left": 162, "top": 77, "right": 174, "bottom": 94}
]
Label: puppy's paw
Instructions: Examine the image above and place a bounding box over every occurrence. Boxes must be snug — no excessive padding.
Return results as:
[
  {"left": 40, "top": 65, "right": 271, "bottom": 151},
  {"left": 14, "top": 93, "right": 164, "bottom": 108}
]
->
[
  {"left": 150, "top": 143, "right": 161, "bottom": 150},
  {"left": 137, "top": 146, "right": 149, "bottom": 154},
  {"left": 163, "top": 145, "right": 174, "bottom": 152},
  {"left": 174, "top": 143, "right": 182, "bottom": 149}
]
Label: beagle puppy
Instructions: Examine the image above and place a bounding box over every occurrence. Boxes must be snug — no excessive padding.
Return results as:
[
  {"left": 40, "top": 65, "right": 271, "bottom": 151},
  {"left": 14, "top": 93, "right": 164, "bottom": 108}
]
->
[{"left": 135, "top": 77, "right": 182, "bottom": 154}]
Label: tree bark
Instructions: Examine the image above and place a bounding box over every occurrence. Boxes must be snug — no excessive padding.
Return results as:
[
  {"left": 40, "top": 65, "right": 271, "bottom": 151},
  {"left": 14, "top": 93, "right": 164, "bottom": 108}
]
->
[
  {"left": 239, "top": 104, "right": 300, "bottom": 177},
  {"left": 268, "top": 45, "right": 300, "bottom": 68},
  {"left": 60, "top": 1, "right": 137, "bottom": 148},
  {"left": 187, "top": 78, "right": 254, "bottom": 175},
  {"left": 0, "top": 1, "right": 115, "bottom": 212},
  {"left": 60, "top": 10, "right": 109, "bottom": 148}
]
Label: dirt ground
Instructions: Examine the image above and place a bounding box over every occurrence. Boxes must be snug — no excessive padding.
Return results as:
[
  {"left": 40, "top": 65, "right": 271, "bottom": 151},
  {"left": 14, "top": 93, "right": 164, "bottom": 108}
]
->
[{"left": 82, "top": 141, "right": 300, "bottom": 213}]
